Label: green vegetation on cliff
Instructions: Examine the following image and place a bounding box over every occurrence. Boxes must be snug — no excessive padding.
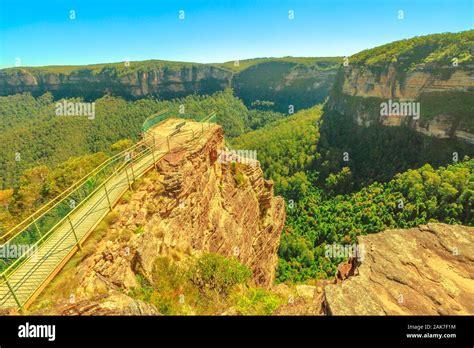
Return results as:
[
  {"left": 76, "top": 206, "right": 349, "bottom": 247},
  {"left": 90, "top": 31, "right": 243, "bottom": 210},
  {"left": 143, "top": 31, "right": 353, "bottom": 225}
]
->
[
  {"left": 0, "top": 56, "right": 340, "bottom": 112},
  {"left": 217, "top": 56, "right": 341, "bottom": 73},
  {"left": 232, "top": 58, "right": 339, "bottom": 112},
  {"left": 350, "top": 30, "right": 473, "bottom": 69},
  {"left": 318, "top": 109, "right": 474, "bottom": 190},
  {"left": 232, "top": 105, "right": 323, "bottom": 199},
  {"left": 232, "top": 98, "right": 473, "bottom": 282},
  {"left": 128, "top": 253, "right": 283, "bottom": 315},
  {"left": 1, "top": 59, "right": 206, "bottom": 76},
  {"left": 277, "top": 159, "right": 474, "bottom": 282},
  {"left": 0, "top": 89, "right": 275, "bottom": 190}
]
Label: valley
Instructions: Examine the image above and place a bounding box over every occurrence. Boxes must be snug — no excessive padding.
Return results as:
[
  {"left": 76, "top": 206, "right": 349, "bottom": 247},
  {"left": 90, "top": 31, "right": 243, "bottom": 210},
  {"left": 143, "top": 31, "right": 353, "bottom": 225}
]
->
[{"left": 0, "top": 29, "right": 473, "bottom": 316}]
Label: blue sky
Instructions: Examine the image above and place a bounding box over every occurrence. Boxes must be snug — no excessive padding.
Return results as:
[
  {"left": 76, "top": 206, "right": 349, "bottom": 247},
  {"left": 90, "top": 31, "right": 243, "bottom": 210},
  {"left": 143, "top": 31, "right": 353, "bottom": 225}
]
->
[{"left": 0, "top": 0, "right": 472, "bottom": 68}]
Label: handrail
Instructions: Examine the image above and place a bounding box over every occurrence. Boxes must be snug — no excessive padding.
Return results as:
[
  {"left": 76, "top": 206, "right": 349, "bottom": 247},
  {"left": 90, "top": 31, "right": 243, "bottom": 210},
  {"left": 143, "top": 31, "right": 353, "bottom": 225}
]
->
[
  {"left": 0, "top": 154, "right": 134, "bottom": 280},
  {"left": 142, "top": 108, "right": 169, "bottom": 133},
  {"left": 199, "top": 111, "right": 217, "bottom": 123},
  {"left": 0, "top": 114, "right": 169, "bottom": 245},
  {"left": 0, "top": 139, "right": 157, "bottom": 287},
  {"left": 142, "top": 108, "right": 169, "bottom": 127},
  {"left": 0, "top": 112, "right": 216, "bottom": 309}
]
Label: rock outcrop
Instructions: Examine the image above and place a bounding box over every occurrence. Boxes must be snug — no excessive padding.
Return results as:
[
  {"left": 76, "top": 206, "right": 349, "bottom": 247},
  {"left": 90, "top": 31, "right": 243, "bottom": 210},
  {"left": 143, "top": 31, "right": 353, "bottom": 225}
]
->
[
  {"left": 0, "top": 59, "right": 339, "bottom": 110},
  {"left": 38, "top": 119, "right": 285, "bottom": 311},
  {"left": 0, "top": 64, "right": 232, "bottom": 100},
  {"left": 232, "top": 61, "right": 339, "bottom": 112},
  {"left": 35, "top": 292, "right": 160, "bottom": 316},
  {"left": 272, "top": 283, "right": 327, "bottom": 316},
  {"left": 324, "top": 223, "right": 474, "bottom": 315},
  {"left": 327, "top": 63, "right": 474, "bottom": 142}
]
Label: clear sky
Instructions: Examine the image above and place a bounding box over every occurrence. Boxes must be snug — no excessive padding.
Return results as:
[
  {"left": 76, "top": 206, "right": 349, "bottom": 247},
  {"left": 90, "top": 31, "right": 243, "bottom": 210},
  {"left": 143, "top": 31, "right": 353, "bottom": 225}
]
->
[{"left": 0, "top": 0, "right": 472, "bottom": 68}]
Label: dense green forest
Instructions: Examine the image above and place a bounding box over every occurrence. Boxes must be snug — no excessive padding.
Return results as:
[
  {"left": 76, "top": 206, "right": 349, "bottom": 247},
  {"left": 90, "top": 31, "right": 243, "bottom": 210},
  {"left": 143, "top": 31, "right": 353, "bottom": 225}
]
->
[
  {"left": 1, "top": 56, "right": 338, "bottom": 76},
  {"left": 350, "top": 30, "right": 473, "bottom": 69},
  {"left": 216, "top": 56, "right": 341, "bottom": 73},
  {"left": 232, "top": 106, "right": 322, "bottom": 199},
  {"left": 317, "top": 109, "right": 474, "bottom": 191},
  {"left": 1, "top": 89, "right": 473, "bottom": 284},
  {"left": 277, "top": 159, "right": 473, "bottom": 282},
  {"left": 1, "top": 30, "right": 473, "bottom": 286},
  {"left": 0, "top": 56, "right": 340, "bottom": 113},
  {"left": 0, "top": 89, "right": 285, "bottom": 190},
  {"left": 232, "top": 101, "right": 474, "bottom": 282},
  {"left": 0, "top": 89, "right": 288, "bottom": 234},
  {"left": 0, "top": 151, "right": 109, "bottom": 233},
  {"left": 231, "top": 59, "right": 339, "bottom": 112}
]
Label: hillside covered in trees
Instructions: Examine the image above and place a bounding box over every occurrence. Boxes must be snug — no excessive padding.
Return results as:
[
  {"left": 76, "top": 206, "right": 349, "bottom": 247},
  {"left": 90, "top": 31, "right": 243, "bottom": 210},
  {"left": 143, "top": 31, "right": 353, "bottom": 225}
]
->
[
  {"left": 1, "top": 30, "right": 473, "bottom": 289},
  {"left": 0, "top": 56, "right": 340, "bottom": 113},
  {"left": 0, "top": 89, "right": 285, "bottom": 190},
  {"left": 278, "top": 159, "right": 473, "bottom": 282},
  {"left": 350, "top": 30, "right": 473, "bottom": 69}
]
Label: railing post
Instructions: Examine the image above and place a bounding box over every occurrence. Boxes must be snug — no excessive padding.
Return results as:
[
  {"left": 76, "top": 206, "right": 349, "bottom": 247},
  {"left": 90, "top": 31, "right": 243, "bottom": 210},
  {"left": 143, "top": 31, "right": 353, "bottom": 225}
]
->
[
  {"left": 67, "top": 216, "right": 82, "bottom": 251},
  {"left": 30, "top": 217, "right": 42, "bottom": 238},
  {"left": 151, "top": 135, "right": 158, "bottom": 171},
  {"left": 128, "top": 150, "right": 136, "bottom": 181},
  {"left": 104, "top": 184, "right": 112, "bottom": 211},
  {"left": 125, "top": 167, "right": 132, "bottom": 190},
  {"left": 3, "top": 274, "right": 22, "bottom": 310},
  {"left": 130, "top": 161, "right": 136, "bottom": 181}
]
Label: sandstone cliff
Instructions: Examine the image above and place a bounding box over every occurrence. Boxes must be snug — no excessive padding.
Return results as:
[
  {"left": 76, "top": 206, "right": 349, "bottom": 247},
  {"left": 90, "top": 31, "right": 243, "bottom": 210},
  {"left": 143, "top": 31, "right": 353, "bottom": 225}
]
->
[
  {"left": 326, "top": 30, "right": 474, "bottom": 143},
  {"left": 0, "top": 64, "right": 232, "bottom": 100},
  {"left": 0, "top": 59, "right": 339, "bottom": 112},
  {"left": 324, "top": 223, "right": 474, "bottom": 315},
  {"left": 328, "top": 64, "right": 474, "bottom": 142},
  {"left": 232, "top": 60, "right": 338, "bottom": 112},
  {"left": 32, "top": 119, "right": 286, "bottom": 313}
]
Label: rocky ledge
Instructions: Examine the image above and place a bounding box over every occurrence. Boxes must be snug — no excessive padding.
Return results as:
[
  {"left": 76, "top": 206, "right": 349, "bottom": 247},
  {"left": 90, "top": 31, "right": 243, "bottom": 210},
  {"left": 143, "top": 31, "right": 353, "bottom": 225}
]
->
[
  {"left": 324, "top": 223, "right": 474, "bottom": 315},
  {"left": 31, "top": 119, "right": 285, "bottom": 313}
]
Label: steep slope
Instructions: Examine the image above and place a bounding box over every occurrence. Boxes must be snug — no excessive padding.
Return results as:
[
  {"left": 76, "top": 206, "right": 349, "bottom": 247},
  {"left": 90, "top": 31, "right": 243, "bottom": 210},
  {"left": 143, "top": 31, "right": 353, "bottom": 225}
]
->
[
  {"left": 0, "top": 57, "right": 340, "bottom": 112},
  {"left": 327, "top": 30, "right": 474, "bottom": 141},
  {"left": 320, "top": 30, "right": 474, "bottom": 187},
  {"left": 0, "top": 61, "right": 231, "bottom": 100},
  {"left": 31, "top": 119, "right": 286, "bottom": 313},
  {"left": 230, "top": 58, "right": 340, "bottom": 112},
  {"left": 324, "top": 223, "right": 474, "bottom": 315},
  {"left": 231, "top": 105, "right": 323, "bottom": 198}
]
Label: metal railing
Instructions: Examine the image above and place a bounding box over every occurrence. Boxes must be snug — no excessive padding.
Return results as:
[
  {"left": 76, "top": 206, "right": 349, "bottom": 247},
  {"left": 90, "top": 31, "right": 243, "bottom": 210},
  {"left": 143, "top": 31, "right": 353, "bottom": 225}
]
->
[
  {"left": 0, "top": 112, "right": 215, "bottom": 310},
  {"left": 142, "top": 109, "right": 169, "bottom": 133}
]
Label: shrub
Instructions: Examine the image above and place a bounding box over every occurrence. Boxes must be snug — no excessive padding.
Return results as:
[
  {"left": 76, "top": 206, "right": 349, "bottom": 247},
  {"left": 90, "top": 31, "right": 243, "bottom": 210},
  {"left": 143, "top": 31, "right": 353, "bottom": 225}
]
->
[
  {"left": 232, "top": 288, "right": 284, "bottom": 315},
  {"left": 189, "top": 253, "right": 252, "bottom": 296}
]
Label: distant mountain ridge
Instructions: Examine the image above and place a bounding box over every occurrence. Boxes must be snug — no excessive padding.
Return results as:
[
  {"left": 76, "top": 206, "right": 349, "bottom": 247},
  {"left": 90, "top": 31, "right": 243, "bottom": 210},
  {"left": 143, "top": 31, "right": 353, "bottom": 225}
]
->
[
  {"left": 327, "top": 30, "right": 474, "bottom": 141},
  {"left": 0, "top": 57, "right": 341, "bottom": 113}
]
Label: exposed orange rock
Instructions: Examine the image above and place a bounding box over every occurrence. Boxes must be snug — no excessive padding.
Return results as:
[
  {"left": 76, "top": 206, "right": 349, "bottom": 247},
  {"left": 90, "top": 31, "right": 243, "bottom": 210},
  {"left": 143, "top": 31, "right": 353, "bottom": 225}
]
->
[
  {"left": 324, "top": 223, "right": 474, "bottom": 315},
  {"left": 38, "top": 119, "right": 285, "bottom": 310},
  {"left": 329, "top": 63, "right": 474, "bottom": 142}
]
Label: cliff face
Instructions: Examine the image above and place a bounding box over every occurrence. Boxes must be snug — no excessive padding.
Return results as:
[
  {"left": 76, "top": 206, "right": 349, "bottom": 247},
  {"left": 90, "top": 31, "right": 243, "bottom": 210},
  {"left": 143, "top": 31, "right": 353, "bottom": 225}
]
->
[
  {"left": 232, "top": 61, "right": 338, "bottom": 112},
  {"left": 34, "top": 120, "right": 285, "bottom": 313},
  {"left": 327, "top": 63, "right": 474, "bottom": 142},
  {"left": 338, "top": 64, "right": 472, "bottom": 99},
  {"left": 324, "top": 223, "right": 474, "bottom": 315},
  {"left": 0, "top": 65, "right": 232, "bottom": 100},
  {"left": 0, "top": 60, "right": 339, "bottom": 110}
]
